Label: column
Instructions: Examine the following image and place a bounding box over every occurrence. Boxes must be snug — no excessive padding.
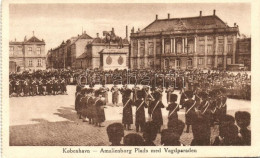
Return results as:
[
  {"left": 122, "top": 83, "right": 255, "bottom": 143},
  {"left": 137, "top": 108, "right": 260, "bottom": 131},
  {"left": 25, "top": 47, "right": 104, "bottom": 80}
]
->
[
  {"left": 182, "top": 38, "right": 184, "bottom": 54},
  {"left": 162, "top": 38, "right": 165, "bottom": 54},
  {"left": 214, "top": 36, "right": 218, "bottom": 68},
  {"left": 204, "top": 35, "right": 207, "bottom": 68},
  {"left": 130, "top": 40, "right": 134, "bottom": 69},
  {"left": 232, "top": 35, "right": 237, "bottom": 64},
  {"left": 194, "top": 36, "right": 197, "bottom": 53},
  {"left": 170, "top": 38, "right": 173, "bottom": 53},
  {"left": 144, "top": 39, "right": 148, "bottom": 68},
  {"left": 224, "top": 35, "right": 227, "bottom": 70},
  {"left": 194, "top": 36, "right": 197, "bottom": 68},
  {"left": 153, "top": 38, "right": 156, "bottom": 69},
  {"left": 137, "top": 39, "right": 140, "bottom": 69},
  {"left": 173, "top": 38, "right": 176, "bottom": 54},
  {"left": 185, "top": 37, "right": 188, "bottom": 53}
]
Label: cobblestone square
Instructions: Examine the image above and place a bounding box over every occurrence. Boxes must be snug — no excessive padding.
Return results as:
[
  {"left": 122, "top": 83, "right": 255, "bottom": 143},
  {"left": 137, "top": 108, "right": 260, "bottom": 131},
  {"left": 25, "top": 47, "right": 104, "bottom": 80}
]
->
[{"left": 9, "top": 85, "right": 250, "bottom": 146}]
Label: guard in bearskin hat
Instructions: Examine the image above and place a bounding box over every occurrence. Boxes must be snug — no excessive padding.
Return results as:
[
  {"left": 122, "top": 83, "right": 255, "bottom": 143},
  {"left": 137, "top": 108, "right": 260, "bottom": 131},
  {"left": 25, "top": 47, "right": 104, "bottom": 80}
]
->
[
  {"left": 134, "top": 90, "right": 148, "bottom": 132},
  {"left": 183, "top": 90, "right": 197, "bottom": 133},
  {"left": 122, "top": 89, "right": 133, "bottom": 130},
  {"left": 166, "top": 94, "right": 179, "bottom": 129},
  {"left": 148, "top": 91, "right": 165, "bottom": 133}
]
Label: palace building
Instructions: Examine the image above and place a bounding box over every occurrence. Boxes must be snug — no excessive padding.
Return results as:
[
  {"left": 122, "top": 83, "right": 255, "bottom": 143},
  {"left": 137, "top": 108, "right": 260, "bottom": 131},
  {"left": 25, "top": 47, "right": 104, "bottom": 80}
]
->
[
  {"left": 9, "top": 34, "right": 46, "bottom": 72},
  {"left": 129, "top": 10, "right": 239, "bottom": 70},
  {"left": 74, "top": 27, "right": 129, "bottom": 70}
]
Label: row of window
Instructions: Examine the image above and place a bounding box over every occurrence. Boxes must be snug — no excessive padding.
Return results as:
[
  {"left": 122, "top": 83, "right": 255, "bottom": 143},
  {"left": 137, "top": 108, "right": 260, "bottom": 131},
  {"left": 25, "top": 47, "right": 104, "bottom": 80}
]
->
[
  {"left": 28, "top": 59, "right": 43, "bottom": 67},
  {"left": 9, "top": 46, "right": 41, "bottom": 55},
  {"left": 132, "top": 57, "right": 232, "bottom": 68},
  {"left": 134, "top": 44, "right": 233, "bottom": 56}
]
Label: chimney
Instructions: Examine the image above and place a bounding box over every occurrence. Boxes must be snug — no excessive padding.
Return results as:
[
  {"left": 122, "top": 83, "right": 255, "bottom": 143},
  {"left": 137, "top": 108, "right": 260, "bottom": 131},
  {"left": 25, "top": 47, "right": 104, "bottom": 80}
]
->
[
  {"left": 15, "top": 38, "right": 16, "bottom": 42},
  {"left": 112, "top": 28, "right": 114, "bottom": 34},
  {"left": 24, "top": 36, "right": 27, "bottom": 41},
  {"left": 126, "top": 25, "right": 128, "bottom": 40},
  {"left": 131, "top": 27, "right": 135, "bottom": 33},
  {"left": 96, "top": 33, "right": 99, "bottom": 38},
  {"left": 138, "top": 28, "right": 140, "bottom": 32},
  {"left": 213, "top": 9, "right": 216, "bottom": 16},
  {"left": 168, "top": 13, "right": 170, "bottom": 19},
  {"left": 156, "top": 14, "right": 158, "bottom": 20},
  {"left": 234, "top": 23, "right": 236, "bottom": 27},
  {"left": 200, "top": 11, "right": 202, "bottom": 17}
]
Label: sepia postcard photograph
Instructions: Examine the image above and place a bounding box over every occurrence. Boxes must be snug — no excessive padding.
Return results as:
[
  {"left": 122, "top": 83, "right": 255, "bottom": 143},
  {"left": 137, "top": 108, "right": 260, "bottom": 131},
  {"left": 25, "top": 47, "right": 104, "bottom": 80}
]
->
[{"left": 2, "top": 0, "right": 260, "bottom": 157}]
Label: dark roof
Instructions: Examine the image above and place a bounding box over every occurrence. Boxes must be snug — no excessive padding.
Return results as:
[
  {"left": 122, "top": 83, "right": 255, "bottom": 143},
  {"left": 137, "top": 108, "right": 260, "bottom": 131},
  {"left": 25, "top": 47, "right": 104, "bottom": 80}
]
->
[
  {"left": 26, "top": 36, "right": 45, "bottom": 43},
  {"left": 91, "top": 37, "right": 103, "bottom": 44},
  {"left": 77, "top": 52, "right": 89, "bottom": 59},
  {"left": 141, "top": 15, "right": 228, "bottom": 33},
  {"left": 71, "top": 33, "right": 93, "bottom": 45}
]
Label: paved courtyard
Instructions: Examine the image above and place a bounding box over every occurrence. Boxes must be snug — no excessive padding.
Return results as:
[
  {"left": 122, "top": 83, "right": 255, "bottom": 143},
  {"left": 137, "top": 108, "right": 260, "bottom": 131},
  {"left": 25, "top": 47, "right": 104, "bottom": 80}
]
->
[{"left": 9, "top": 85, "right": 250, "bottom": 146}]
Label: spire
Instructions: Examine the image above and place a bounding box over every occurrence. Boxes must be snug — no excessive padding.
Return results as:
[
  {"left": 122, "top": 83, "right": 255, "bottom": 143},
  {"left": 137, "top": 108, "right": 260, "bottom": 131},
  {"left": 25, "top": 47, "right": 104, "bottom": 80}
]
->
[{"left": 33, "top": 31, "right": 34, "bottom": 36}]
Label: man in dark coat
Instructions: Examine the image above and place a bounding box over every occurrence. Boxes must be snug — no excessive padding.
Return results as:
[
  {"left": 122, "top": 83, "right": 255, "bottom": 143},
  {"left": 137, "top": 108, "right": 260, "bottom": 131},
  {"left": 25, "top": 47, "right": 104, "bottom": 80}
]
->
[
  {"left": 94, "top": 89, "right": 106, "bottom": 127},
  {"left": 122, "top": 89, "right": 133, "bottom": 130},
  {"left": 166, "top": 94, "right": 179, "bottom": 129},
  {"left": 30, "top": 77, "right": 38, "bottom": 96},
  {"left": 148, "top": 91, "right": 164, "bottom": 133},
  {"left": 183, "top": 90, "right": 197, "bottom": 133},
  {"left": 134, "top": 90, "right": 148, "bottom": 132}
]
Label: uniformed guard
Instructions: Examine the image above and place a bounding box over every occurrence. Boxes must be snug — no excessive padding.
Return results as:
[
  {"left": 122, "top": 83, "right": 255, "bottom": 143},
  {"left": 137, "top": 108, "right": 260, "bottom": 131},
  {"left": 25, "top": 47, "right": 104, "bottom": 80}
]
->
[
  {"left": 148, "top": 91, "right": 165, "bottom": 133},
  {"left": 60, "top": 76, "right": 67, "bottom": 95},
  {"left": 99, "top": 83, "right": 109, "bottom": 104},
  {"left": 94, "top": 89, "right": 106, "bottom": 127},
  {"left": 165, "top": 85, "right": 174, "bottom": 103},
  {"left": 111, "top": 83, "right": 119, "bottom": 107},
  {"left": 166, "top": 94, "right": 179, "bottom": 129},
  {"left": 46, "top": 77, "right": 53, "bottom": 95},
  {"left": 38, "top": 77, "right": 45, "bottom": 95},
  {"left": 30, "top": 76, "right": 37, "bottom": 96},
  {"left": 122, "top": 89, "right": 133, "bottom": 130},
  {"left": 183, "top": 90, "right": 197, "bottom": 133},
  {"left": 132, "top": 84, "right": 140, "bottom": 102},
  {"left": 134, "top": 90, "right": 148, "bottom": 132}
]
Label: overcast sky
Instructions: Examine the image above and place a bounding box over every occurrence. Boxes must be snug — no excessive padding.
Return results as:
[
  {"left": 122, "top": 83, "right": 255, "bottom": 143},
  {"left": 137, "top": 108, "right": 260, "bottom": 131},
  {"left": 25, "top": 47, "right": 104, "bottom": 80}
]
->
[{"left": 9, "top": 3, "right": 251, "bottom": 53}]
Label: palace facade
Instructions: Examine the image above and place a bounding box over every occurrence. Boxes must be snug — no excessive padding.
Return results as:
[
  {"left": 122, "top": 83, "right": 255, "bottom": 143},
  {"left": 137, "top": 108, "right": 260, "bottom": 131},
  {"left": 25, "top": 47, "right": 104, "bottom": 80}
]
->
[
  {"left": 130, "top": 10, "right": 239, "bottom": 70},
  {"left": 9, "top": 35, "right": 46, "bottom": 72}
]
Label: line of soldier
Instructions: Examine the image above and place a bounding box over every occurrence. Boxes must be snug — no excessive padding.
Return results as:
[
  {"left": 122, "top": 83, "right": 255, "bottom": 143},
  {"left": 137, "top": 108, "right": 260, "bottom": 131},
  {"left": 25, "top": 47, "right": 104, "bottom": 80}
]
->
[
  {"left": 76, "top": 69, "right": 251, "bottom": 100},
  {"left": 75, "top": 85, "right": 106, "bottom": 127},
  {"left": 76, "top": 82, "right": 250, "bottom": 146},
  {"left": 9, "top": 71, "right": 68, "bottom": 97}
]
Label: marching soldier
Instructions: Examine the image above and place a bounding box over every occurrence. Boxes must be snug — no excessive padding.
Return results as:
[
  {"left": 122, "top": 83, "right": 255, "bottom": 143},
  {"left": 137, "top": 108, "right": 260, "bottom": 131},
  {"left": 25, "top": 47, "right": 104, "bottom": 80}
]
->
[
  {"left": 122, "top": 89, "right": 133, "bottom": 130},
  {"left": 60, "top": 76, "right": 67, "bottom": 95},
  {"left": 111, "top": 83, "right": 119, "bottom": 107},
  {"left": 53, "top": 77, "right": 59, "bottom": 95},
  {"left": 183, "top": 90, "right": 197, "bottom": 133},
  {"left": 46, "top": 77, "right": 53, "bottom": 95},
  {"left": 15, "top": 76, "right": 22, "bottom": 97},
  {"left": 94, "top": 89, "right": 106, "bottom": 127},
  {"left": 148, "top": 91, "right": 165, "bottom": 133},
  {"left": 99, "top": 83, "right": 109, "bottom": 104},
  {"left": 134, "top": 90, "right": 148, "bottom": 132},
  {"left": 22, "top": 77, "right": 30, "bottom": 96},
  {"left": 165, "top": 84, "right": 174, "bottom": 103},
  {"left": 132, "top": 84, "right": 140, "bottom": 102},
  {"left": 166, "top": 94, "right": 179, "bottom": 129},
  {"left": 30, "top": 76, "right": 38, "bottom": 96},
  {"left": 38, "top": 77, "right": 45, "bottom": 95}
]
